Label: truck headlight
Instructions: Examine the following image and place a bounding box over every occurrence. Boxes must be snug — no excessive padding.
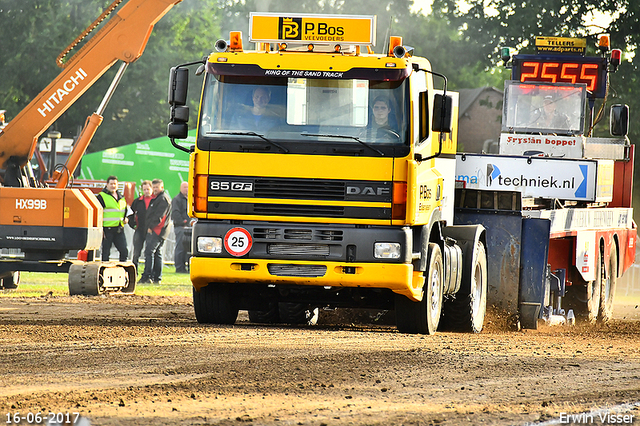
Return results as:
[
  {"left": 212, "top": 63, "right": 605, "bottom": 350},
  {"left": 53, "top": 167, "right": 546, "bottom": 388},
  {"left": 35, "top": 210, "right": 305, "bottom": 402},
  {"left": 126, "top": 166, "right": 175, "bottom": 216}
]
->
[
  {"left": 197, "top": 237, "right": 222, "bottom": 253},
  {"left": 374, "top": 242, "right": 401, "bottom": 259}
]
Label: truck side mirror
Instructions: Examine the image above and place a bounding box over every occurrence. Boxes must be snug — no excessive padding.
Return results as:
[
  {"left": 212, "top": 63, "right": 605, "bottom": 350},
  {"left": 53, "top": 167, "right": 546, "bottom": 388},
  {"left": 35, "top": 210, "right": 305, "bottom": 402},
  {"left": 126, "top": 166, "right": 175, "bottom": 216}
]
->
[
  {"left": 168, "top": 67, "right": 190, "bottom": 140},
  {"left": 168, "top": 67, "right": 189, "bottom": 106},
  {"left": 167, "top": 104, "right": 189, "bottom": 139},
  {"left": 610, "top": 104, "right": 629, "bottom": 137},
  {"left": 167, "top": 121, "right": 189, "bottom": 140},
  {"left": 432, "top": 94, "right": 453, "bottom": 133}
]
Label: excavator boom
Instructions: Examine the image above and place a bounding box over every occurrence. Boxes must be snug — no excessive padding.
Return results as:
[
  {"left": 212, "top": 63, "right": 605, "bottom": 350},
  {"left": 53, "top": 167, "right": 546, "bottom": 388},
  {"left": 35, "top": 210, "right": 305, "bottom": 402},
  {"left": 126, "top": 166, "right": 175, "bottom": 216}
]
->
[
  {"left": 0, "top": 0, "right": 182, "bottom": 295},
  {"left": 0, "top": 0, "right": 182, "bottom": 174}
]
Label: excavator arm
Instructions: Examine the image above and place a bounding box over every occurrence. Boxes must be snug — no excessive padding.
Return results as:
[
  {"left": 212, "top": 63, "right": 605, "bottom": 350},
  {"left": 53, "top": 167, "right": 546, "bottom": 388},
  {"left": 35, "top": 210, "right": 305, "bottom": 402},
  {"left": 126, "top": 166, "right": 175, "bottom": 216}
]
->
[
  {"left": 0, "top": 0, "right": 182, "bottom": 182},
  {"left": 0, "top": 0, "right": 182, "bottom": 296}
]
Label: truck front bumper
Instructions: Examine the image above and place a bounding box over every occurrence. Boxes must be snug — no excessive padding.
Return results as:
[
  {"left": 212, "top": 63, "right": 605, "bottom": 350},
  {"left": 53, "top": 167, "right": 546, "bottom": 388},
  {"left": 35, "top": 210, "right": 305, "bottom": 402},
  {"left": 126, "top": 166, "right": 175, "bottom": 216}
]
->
[{"left": 190, "top": 257, "right": 424, "bottom": 301}]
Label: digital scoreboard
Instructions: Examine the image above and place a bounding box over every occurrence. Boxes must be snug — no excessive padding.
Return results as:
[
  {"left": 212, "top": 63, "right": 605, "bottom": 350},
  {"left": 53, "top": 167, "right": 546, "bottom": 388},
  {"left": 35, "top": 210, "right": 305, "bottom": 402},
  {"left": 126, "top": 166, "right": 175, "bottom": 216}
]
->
[{"left": 511, "top": 54, "right": 608, "bottom": 98}]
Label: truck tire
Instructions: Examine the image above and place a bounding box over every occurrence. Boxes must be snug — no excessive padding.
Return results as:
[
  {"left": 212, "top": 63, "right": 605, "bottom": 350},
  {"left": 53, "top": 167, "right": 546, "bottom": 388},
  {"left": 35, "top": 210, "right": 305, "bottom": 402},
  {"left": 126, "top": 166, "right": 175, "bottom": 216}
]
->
[
  {"left": 278, "top": 303, "right": 319, "bottom": 325},
  {"left": 598, "top": 244, "right": 617, "bottom": 323},
  {"left": 395, "top": 243, "right": 443, "bottom": 335},
  {"left": 193, "top": 284, "right": 239, "bottom": 324},
  {"left": 440, "top": 241, "right": 487, "bottom": 333},
  {"left": 0, "top": 271, "right": 20, "bottom": 290},
  {"left": 248, "top": 303, "right": 280, "bottom": 323},
  {"left": 564, "top": 271, "right": 599, "bottom": 324},
  {"left": 585, "top": 250, "right": 602, "bottom": 324}
]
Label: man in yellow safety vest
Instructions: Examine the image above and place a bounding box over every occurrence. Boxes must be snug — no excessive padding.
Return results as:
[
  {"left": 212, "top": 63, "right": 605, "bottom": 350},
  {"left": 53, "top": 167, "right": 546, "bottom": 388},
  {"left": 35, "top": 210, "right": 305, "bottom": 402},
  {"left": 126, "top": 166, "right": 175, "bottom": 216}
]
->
[{"left": 96, "top": 175, "right": 129, "bottom": 261}]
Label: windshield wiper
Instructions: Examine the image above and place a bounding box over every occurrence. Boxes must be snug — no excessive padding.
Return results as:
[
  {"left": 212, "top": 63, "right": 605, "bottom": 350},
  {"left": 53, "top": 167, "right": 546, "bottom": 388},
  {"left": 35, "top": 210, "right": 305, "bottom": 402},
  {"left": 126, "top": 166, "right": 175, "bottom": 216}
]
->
[
  {"left": 301, "top": 133, "right": 384, "bottom": 156},
  {"left": 211, "top": 131, "right": 289, "bottom": 153}
]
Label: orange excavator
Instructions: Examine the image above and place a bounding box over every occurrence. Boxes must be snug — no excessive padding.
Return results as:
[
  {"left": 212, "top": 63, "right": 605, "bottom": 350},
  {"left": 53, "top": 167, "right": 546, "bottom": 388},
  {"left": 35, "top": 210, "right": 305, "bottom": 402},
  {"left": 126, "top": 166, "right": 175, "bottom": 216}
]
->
[{"left": 0, "top": 0, "right": 182, "bottom": 294}]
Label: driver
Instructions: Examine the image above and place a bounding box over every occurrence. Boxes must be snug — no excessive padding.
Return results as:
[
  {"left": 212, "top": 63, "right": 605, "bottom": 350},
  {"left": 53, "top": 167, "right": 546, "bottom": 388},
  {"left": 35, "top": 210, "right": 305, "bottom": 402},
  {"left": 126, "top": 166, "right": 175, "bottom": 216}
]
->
[
  {"left": 232, "top": 87, "right": 281, "bottom": 131},
  {"left": 538, "top": 95, "right": 570, "bottom": 130}
]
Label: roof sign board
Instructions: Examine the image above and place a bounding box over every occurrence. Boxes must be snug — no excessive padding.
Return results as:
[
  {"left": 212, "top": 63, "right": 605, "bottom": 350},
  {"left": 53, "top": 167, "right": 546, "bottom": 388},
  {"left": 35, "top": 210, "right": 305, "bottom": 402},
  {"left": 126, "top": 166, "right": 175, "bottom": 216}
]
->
[
  {"left": 535, "top": 36, "right": 586, "bottom": 55},
  {"left": 249, "top": 13, "right": 376, "bottom": 46}
]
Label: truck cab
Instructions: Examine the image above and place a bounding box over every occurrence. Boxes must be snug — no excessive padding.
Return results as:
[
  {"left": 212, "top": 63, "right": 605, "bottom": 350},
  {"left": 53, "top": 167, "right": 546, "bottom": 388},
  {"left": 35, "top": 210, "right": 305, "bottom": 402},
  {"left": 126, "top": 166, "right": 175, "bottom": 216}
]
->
[{"left": 169, "top": 13, "right": 488, "bottom": 334}]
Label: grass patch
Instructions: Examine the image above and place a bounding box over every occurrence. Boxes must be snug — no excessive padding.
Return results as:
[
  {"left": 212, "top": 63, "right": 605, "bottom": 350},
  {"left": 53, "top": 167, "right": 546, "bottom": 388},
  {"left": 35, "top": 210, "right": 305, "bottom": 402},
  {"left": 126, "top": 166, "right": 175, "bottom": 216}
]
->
[{"left": 1, "top": 266, "right": 192, "bottom": 298}]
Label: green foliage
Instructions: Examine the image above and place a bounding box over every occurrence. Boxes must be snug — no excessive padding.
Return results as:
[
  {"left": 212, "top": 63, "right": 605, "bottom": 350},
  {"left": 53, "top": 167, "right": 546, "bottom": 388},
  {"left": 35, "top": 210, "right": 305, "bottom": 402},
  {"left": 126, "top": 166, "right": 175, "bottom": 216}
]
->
[
  {"left": 431, "top": 0, "right": 640, "bottom": 222},
  {"left": 2, "top": 1, "right": 637, "bottom": 220},
  {"left": 0, "top": 0, "right": 219, "bottom": 152}
]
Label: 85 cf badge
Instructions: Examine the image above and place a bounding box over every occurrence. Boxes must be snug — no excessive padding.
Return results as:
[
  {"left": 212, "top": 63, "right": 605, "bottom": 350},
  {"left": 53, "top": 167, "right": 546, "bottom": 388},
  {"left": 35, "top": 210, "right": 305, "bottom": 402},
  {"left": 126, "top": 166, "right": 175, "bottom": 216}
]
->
[{"left": 224, "top": 227, "right": 252, "bottom": 256}]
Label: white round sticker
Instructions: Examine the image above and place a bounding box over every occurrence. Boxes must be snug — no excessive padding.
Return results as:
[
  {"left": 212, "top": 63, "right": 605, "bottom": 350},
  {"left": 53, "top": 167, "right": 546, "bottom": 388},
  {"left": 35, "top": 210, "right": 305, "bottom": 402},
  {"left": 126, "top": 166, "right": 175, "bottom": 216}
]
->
[{"left": 224, "top": 227, "right": 252, "bottom": 256}]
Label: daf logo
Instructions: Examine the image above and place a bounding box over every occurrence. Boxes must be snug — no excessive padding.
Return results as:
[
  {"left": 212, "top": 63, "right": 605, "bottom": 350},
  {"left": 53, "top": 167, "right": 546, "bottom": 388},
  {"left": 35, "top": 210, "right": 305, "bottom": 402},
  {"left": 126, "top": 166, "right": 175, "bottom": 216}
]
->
[{"left": 346, "top": 186, "right": 390, "bottom": 196}]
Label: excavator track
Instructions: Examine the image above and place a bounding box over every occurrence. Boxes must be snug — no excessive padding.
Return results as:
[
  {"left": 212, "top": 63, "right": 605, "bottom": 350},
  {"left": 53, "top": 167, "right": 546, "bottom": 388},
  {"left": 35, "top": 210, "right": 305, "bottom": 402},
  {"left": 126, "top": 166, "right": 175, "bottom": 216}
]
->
[{"left": 68, "top": 261, "right": 136, "bottom": 296}]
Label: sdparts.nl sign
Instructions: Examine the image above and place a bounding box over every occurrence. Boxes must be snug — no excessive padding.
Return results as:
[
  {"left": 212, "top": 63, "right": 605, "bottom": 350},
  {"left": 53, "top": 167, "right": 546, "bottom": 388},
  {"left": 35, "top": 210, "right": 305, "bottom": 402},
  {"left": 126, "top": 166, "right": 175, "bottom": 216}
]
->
[{"left": 455, "top": 153, "right": 597, "bottom": 202}]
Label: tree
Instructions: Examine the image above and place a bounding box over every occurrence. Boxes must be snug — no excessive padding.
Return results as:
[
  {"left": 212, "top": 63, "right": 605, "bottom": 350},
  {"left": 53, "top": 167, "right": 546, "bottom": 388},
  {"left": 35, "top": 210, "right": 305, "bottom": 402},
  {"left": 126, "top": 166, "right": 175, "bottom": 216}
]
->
[
  {"left": 0, "top": 0, "right": 220, "bottom": 152},
  {"left": 431, "top": 0, "right": 640, "bottom": 222}
]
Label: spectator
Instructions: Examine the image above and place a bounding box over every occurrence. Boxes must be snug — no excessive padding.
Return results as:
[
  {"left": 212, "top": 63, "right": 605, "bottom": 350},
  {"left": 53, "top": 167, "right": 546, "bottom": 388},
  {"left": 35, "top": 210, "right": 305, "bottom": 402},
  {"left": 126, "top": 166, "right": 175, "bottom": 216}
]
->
[
  {"left": 171, "top": 181, "right": 190, "bottom": 273},
  {"left": 127, "top": 180, "right": 153, "bottom": 273},
  {"left": 96, "top": 175, "right": 128, "bottom": 261},
  {"left": 139, "top": 179, "right": 171, "bottom": 284}
]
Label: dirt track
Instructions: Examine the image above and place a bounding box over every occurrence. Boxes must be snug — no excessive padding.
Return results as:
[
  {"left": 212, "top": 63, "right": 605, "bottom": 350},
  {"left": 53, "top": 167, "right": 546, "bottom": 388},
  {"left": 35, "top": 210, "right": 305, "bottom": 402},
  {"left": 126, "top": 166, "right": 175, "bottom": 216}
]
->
[{"left": 1, "top": 294, "right": 640, "bottom": 426}]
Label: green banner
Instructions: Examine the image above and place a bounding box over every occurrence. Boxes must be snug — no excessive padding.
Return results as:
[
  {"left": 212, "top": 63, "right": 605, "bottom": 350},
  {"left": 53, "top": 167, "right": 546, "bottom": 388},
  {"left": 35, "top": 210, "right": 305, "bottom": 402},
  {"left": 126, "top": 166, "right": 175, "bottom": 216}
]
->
[{"left": 80, "top": 130, "right": 195, "bottom": 199}]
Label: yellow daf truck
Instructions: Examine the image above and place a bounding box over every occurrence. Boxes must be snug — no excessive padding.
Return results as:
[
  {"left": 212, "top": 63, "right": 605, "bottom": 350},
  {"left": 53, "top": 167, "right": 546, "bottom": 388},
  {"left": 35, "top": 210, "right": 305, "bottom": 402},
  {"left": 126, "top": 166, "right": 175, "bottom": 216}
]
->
[{"left": 167, "top": 13, "right": 488, "bottom": 334}]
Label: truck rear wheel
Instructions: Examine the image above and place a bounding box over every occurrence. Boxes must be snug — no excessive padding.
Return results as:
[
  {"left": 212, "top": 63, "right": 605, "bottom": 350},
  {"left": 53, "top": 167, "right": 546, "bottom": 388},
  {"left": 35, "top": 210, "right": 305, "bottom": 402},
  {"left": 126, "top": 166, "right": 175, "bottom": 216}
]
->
[
  {"left": 248, "top": 303, "right": 280, "bottom": 324},
  {"left": 395, "top": 243, "right": 443, "bottom": 335},
  {"left": 440, "top": 241, "right": 487, "bottom": 333},
  {"left": 564, "top": 267, "right": 600, "bottom": 324},
  {"left": 278, "top": 303, "right": 319, "bottom": 325},
  {"left": 598, "top": 244, "right": 617, "bottom": 323},
  {"left": 585, "top": 250, "right": 602, "bottom": 324},
  {"left": 193, "top": 284, "right": 239, "bottom": 324},
  {"left": 0, "top": 271, "right": 20, "bottom": 290}
]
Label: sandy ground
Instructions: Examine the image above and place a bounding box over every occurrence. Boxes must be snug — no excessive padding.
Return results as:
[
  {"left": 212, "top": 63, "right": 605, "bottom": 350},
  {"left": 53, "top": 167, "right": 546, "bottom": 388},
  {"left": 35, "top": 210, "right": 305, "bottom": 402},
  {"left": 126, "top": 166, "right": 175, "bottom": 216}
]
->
[{"left": 0, "top": 293, "right": 639, "bottom": 426}]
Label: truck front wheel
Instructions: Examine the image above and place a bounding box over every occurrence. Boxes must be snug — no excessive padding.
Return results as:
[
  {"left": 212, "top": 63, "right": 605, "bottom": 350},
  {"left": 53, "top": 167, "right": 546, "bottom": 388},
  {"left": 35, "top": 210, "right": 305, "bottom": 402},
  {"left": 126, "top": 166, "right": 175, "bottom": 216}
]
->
[
  {"left": 193, "top": 284, "right": 239, "bottom": 324},
  {"left": 395, "top": 243, "right": 443, "bottom": 335}
]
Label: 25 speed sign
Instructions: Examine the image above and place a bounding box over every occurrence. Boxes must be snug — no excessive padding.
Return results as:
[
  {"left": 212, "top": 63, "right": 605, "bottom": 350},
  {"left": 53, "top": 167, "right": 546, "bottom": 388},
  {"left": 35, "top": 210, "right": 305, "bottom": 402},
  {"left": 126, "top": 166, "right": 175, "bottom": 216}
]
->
[{"left": 224, "top": 227, "right": 253, "bottom": 256}]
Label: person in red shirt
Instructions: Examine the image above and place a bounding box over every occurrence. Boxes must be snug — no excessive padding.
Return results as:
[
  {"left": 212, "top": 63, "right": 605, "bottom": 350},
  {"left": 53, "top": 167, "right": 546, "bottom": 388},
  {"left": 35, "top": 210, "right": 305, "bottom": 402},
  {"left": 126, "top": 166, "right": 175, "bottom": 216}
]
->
[
  {"left": 139, "top": 179, "right": 171, "bottom": 284},
  {"left": 127, "top": 180, "right": 153, "bottom": 273}
]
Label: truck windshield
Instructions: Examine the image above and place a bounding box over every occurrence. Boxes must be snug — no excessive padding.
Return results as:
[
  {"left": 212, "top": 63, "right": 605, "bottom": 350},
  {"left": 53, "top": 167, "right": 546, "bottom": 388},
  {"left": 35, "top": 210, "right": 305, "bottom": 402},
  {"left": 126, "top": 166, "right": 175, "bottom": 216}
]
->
[
  {"left": 199, "top": 75, "right": 408, "bottom": 155},
  {"left": 501, "top": 81, "right": 586, "bottom": 136}
]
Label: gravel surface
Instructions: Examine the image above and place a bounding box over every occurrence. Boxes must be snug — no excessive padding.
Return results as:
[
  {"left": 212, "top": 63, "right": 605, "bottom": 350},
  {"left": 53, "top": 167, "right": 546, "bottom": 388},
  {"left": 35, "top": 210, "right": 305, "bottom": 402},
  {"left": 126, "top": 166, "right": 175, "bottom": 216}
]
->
[{"left": 0, "top": 294, "right": 639, "bottom": 425}]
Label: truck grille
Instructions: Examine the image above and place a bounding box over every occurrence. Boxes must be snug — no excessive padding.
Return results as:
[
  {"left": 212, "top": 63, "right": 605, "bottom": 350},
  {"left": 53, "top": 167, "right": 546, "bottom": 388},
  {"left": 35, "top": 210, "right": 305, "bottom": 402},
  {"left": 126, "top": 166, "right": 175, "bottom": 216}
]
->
[
  {"left": 267, "top": 243, "right": 330, "bottom": 256},
  {"left": 267, "top": 264, "right": 327, "bottom": 277},
  {"left": 253, "top": 203, "right": 345, "bottom": 217},
  {"left": 255, "top": 178, "right": 345, "bottom": 200},
  {"left": 254, "top": 227, "right": 343, "bottom": 241}
]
